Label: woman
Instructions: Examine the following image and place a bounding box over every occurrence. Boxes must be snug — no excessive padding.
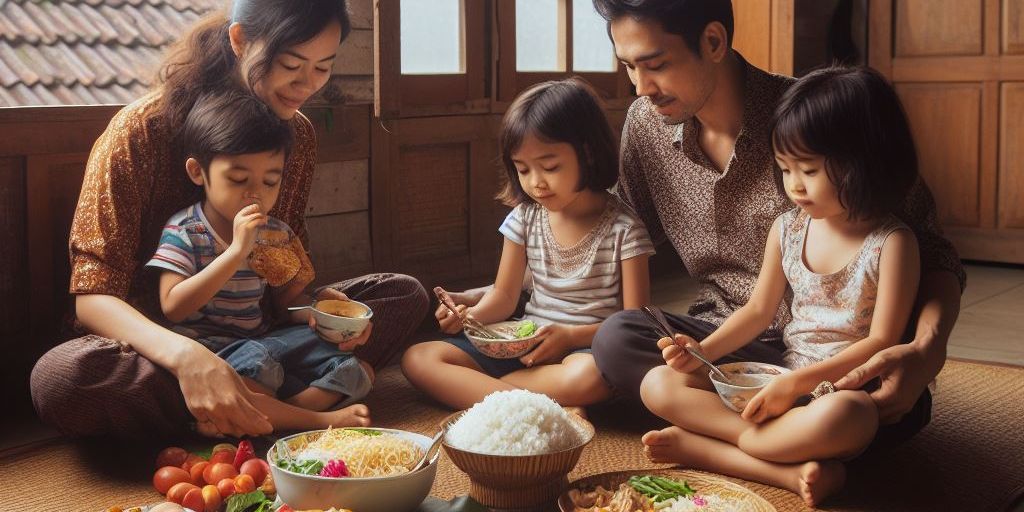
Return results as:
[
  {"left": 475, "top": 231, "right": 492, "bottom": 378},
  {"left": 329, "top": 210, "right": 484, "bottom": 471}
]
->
[{"left": 29, "top": 0, "right": 429, "bottom": 439}]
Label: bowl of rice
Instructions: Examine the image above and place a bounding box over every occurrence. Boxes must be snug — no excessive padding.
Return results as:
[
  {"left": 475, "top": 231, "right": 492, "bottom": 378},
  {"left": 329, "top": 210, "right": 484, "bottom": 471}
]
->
[
  {"left": 441, "top": 390, "right": 595, "bottom": 509},
  {"left": 268, "top": 427, "right": 439, "bottom": 512},
  {"left": 463, "top": 319, "right": 545, "bottom": 359}
]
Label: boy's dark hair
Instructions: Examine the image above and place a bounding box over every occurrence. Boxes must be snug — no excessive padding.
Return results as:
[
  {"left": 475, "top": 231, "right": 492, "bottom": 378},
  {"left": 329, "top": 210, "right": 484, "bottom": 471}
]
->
[
  {"left": 592, "top": 0, "right": 734, "bottom": 55},
  {"left": 496, "top": 78, "right": 618, "bottom": 207},
  {"left": 770, "top": 66, "right": 919, "bottom": 221},
  {"left": 182, "top": 89, "right": 294, "bottom": 173}
]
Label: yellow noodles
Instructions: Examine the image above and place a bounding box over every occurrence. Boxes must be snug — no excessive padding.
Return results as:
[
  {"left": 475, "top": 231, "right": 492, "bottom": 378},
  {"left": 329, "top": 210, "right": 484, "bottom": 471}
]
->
[{"left": 298, "top": 428, "right": 423, "bottom": 478}]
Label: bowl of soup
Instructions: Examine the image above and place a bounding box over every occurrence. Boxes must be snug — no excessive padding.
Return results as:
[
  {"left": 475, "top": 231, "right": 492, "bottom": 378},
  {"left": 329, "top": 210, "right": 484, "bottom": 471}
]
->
[
  {"left": 312, "top": 299, "right": 372, "bottom": 344},
  {"left": 710, "top": 361, "right": 791, "bottom": 412}
]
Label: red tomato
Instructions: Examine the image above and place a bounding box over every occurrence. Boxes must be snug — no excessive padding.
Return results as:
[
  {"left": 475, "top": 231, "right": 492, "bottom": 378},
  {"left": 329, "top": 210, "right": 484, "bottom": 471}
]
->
[
  {"left": 166, "top": 482, "right": 200, "bottom": 504},
  {"left": 200, "top": 485, "right": 222, "bottom": 512},
  {"left": 202, "top": 462, "right": 238, "bottom": 486},
  {"left": 188, "top": 461, "right": 209, "bottom": 486},
  {"left": 233, "top": 473, "right": 256, "bottom": 494},
  {"left": 181, "top": 453, "right": 206, "bottom": 472},
  {"left": 181, "top": 488, "right": 205, "bottom": 512},
  {"left": 153, "top": 466, "right": 191, "bottom": 494},
  {"left": 238, "top": 458, "right": 267, "bottom": 486},
  {"left": 216, "top": 478, "right": 236, "bottom": 500},
  {"left": 209, "top": 449, "right": 235, "bottom": 465},
  {"left": 155, "top": 447, "right": 188, "bottom": 469}
]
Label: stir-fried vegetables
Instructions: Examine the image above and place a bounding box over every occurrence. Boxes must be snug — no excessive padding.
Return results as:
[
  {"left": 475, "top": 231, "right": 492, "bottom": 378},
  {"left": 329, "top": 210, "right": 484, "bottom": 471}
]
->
[{"left": 627, "top": 475, "right": 695, "bottom": 503}]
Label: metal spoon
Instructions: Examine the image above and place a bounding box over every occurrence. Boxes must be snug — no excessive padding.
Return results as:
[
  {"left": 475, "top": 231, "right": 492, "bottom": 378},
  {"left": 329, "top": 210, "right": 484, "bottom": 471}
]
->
[
  {"left": 640, "top": 305, "right": 733, "bottom": 384},
  {"left": 432, "top": 286, "right": 510, "bottom": 340},
  {"left": 411, "top": 428, "right": 445, "bottom": 472}
]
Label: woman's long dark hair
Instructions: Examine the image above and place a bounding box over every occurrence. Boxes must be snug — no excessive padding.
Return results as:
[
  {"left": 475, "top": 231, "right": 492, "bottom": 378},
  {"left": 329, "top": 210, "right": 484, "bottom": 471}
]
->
[{"left": 154, "top": 0, "right": 351, "bottom": 135}]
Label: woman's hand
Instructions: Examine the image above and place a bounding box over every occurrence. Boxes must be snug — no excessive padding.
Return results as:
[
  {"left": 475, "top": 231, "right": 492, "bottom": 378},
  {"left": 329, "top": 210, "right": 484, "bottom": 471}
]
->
[
  {"left": 175, "top": 344, "right": 272, "bottom": 437},
  {"left": 742, "top": 373, "right": 800, "bottom": 424},
  {"left": 519, "top": 324, "right": 575, "bottom": 367},
  {"left": 435, "top": 303, "right": 467, "bottom": 335},
  {"left": 229, "top": 203, "right": 267, "bottom": 258},
  {"left": 658, "top": 334, "right": 706, "bottom": 374}
]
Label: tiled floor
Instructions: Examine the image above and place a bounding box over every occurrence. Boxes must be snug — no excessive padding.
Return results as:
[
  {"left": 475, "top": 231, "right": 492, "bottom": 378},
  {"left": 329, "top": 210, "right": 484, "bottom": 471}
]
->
[{"left": 651, "top": 262, "right": 1024, "bottom": 367}]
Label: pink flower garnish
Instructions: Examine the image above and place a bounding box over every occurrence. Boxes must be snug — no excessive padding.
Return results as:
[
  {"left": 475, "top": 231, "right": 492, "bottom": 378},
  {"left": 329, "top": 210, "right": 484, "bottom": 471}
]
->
[
  {"left": 692, "top": 495, "right": 707, "bottom": 507},
  {"left": 319, "top": 459, "right": 350, "bottom": 477}
]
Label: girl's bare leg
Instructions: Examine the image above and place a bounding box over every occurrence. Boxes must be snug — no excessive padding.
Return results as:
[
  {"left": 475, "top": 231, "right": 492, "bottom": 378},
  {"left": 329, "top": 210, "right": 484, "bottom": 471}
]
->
[
  {"left": 401, "top": 341, "right": 516, "bottom": 409},
  {"left": 642, "top": 426, "right": 846, "bottom": 507},
  {"left": 500, "top": 353, "right": 611, "bottom": 407},
  {"left": 641, "top": 365, "right": 878, "bottom": 462},
  {"left": 286, "top": 360, "right": 376, "bottom": 411}
]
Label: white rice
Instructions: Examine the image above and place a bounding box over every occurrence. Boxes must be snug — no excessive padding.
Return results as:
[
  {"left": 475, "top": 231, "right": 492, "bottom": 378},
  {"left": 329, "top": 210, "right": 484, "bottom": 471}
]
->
[{"left": 444, "top": 390, "right": 583, "bottom": 455}]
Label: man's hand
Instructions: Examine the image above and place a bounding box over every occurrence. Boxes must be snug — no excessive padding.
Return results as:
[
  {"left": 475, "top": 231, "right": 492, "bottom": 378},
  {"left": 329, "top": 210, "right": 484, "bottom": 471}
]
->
[
  {"left": 176, "top": 344, "right": 272, "bottom": 437},
  {"left": 658, "top": 334, "right": 705, "bottom": 374},
  {"left": 519, "top": 324, "right": 574, "bottom": 367},
  {"left": 835, "top": 338, "right": 941, "bottom": 424}
]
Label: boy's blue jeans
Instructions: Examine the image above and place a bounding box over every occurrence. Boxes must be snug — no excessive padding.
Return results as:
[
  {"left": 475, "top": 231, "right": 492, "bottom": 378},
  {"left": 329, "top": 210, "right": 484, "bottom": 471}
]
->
[{"left": 205, "top": 325, "right": 372, "bottom": 407}]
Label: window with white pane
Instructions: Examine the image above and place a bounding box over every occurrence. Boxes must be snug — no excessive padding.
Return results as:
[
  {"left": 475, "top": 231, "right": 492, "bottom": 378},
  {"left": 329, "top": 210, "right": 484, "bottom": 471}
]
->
[
  {"left": 572, "top": 0, "right": 616, "bottom": 72},
  {"left": 400, "top": 0, "right": 464, "bottom": 75}
]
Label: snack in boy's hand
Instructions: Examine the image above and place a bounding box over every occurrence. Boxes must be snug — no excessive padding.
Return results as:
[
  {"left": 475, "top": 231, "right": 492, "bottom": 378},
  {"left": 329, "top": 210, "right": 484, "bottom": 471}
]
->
[{"left": 250, "top": 230, "right": 302, "bottom": 286}]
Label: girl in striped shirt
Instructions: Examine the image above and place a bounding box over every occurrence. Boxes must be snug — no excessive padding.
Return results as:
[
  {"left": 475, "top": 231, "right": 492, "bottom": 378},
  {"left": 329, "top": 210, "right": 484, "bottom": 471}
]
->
[{"left": 402, "top": 78, "right": 655, "bottom": 410}]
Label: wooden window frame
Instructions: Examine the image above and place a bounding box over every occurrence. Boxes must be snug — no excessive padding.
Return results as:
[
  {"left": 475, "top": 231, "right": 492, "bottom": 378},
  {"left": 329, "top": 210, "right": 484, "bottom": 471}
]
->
[{"left": 376, "top": 0, "right": 489, "bottom": 118}]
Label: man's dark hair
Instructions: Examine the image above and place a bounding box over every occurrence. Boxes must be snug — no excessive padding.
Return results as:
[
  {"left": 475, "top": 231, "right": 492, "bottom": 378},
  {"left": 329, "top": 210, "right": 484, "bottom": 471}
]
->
[
  {"left": 771, "top": 66, "right": 919, "bottom": 221},
  {"left": 182, "top": 88, "right": 294, "bottom": 173},
  {"left": 592, "top": 0, "right": 734, "bottom": 55},
  {"left": 496, "top": 78, "right": 618, "bottom": 207}
]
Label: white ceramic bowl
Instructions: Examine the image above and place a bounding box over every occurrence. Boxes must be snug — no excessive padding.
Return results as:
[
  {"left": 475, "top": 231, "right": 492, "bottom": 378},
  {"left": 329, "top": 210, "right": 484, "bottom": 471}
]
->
[
  {"left": 311, "top": 299, "right": 373, "bottom": 344},
  {"left": 268, "top": 428, "right": 439, "bottom": 512},
  {"left": 464, "top": 320, "right": 544, "bottom": 359},
  {"left": 710, "top": 361, "right": 792, "bottom": 412}
]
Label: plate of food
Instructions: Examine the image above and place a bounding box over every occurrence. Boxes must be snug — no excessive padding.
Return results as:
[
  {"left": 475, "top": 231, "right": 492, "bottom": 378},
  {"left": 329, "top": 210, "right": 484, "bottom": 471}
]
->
[{"left": 559, "top": 469, "right": 775, "bottom": 512}]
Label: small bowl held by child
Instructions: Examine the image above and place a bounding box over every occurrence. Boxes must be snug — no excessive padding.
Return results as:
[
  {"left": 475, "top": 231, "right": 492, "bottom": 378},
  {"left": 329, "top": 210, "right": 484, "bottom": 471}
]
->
[
  {"left": 464, "top": 320, "right": 544, "bottom": 359},
  {"left": 312, "top": 299, "right": 373, "bottom": 344},
  {"left": 710, "top": 361, "right": 791, "bottom": 413}
]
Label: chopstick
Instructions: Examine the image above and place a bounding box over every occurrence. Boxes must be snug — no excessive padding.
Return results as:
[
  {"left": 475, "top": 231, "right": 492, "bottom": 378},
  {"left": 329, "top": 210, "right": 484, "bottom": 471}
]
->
[
  {"left": 432, "top": 287, "right": 508, "bottom": 340},
  {"left": 640, "top": 305, "right": 731, "bottom": 383}
]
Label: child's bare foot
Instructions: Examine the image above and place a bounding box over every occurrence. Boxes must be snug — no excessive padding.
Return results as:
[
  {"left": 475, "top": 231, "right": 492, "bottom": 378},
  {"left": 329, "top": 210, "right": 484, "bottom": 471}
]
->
[
  {"left": 798, "top": 460, "right": 846, "bottom": 507},
  {"left": 641, "top": 426, "right": 699, "bottom": 465},
  {"left": 324, "top": 403, "right": 371, "bottom": 428}
]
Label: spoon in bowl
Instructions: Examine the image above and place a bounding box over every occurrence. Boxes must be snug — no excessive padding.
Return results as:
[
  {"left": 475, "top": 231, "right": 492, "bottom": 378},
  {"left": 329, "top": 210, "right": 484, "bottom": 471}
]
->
[
  {"left": 411, "top": 428, "right": 445, "bottom": 472},
  {"left": 640, "top": 305, "right": 733, "bottom": 384}
]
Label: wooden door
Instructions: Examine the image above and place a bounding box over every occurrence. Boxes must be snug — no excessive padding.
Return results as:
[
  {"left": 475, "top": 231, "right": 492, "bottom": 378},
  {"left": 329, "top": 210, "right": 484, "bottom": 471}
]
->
[{"left": 869, "top": 0, "right": 1024, "bottom": 263}]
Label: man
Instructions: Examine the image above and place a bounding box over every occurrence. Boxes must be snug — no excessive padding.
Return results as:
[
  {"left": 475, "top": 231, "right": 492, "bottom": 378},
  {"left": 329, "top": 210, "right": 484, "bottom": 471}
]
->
[{"left": 589, "top": 0, "right": 963, "bottom": 502}]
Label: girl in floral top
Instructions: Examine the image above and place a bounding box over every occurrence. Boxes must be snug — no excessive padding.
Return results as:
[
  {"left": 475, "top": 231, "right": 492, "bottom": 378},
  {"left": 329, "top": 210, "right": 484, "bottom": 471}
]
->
[{"left": 639, "top": 67, "right": 922, "bottom": 507}]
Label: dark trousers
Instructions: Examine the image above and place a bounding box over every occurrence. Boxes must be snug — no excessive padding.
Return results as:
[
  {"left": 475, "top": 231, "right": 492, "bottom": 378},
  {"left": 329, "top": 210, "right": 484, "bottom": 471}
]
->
[
  {"left": 591, "top": 308, "right": 931, "bottom": 454},
  {"left": 29, "top": 273, "right": 429, "bottom": 440}
]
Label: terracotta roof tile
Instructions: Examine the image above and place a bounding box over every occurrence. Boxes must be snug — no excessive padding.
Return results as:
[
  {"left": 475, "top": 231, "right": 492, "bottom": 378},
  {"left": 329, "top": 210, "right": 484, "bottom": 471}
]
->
[{"left": 0, "top": 0, "right": 220, "bottom": 106}]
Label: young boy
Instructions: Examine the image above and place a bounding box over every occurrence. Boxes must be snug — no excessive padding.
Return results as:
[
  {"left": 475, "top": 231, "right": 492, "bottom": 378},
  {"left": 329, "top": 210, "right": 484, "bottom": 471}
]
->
[{"left": 146, "top": 89, "right": 372, "bottom": 433}]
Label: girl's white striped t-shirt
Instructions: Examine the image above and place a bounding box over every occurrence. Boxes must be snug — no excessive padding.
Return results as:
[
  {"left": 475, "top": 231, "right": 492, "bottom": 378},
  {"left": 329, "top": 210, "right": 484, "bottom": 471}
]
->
[{"left": 499, "top": 195, "right": 655, "bottom": 326}]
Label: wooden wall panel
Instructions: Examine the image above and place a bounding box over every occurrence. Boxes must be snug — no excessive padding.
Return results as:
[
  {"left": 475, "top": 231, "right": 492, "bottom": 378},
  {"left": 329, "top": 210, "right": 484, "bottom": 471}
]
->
[
  {"left": 733, "top": 0, "right": 773, "bottom": 71},
  {"left": 309, "top": 105, "right": 371, "bottom": 162},
  {"left": 307, "top": 212, "right": 373, "bottom": 285},
  {"left": 0, "top": 157, "right": 27, "bottom": 336},
  {"left": 897, "top": 83, "right": 982, "bottom": 227},
  {"left": 334, "top": 29, "right": 374, "bottom": 75},
  {"left": 1005, "top": 0, "right": 1024, "bottom": 54},
  {"left": 895, "top": 0, "right": 983, "bottom": 57},
  {"left": 394, "top": 143, "right": 470, "bottom": 264},
  {"left": 348, "top": 0, "right": 373, "bottom": 29},
  {"left": 307, "top": 160, "right": 369, "bottom": 216},
  {"left": 999, "top": 83, "right": 1024, "bottom": 228}
]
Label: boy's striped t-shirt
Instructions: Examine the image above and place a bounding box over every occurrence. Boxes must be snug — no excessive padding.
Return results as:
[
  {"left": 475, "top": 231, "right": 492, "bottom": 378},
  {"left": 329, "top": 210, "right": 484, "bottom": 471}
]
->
[
  {"left": 146, "top": 201, "right": 293, "bottom": 340},
  {"left": 499, "top": 195, "right": 655, "bottom": 326}
]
